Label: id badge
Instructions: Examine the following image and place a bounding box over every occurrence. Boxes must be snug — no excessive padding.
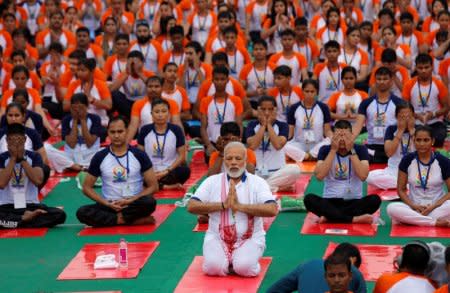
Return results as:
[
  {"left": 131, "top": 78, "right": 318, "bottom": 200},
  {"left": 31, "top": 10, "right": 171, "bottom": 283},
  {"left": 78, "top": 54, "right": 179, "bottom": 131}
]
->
[
  {"left": 304, "top": 129, "right": 316, "bottom": 143},
  {"left": 373, "top": 126, "right": 385, "bottom": 139},
  {"left": 12, "top": 185, "right": 26, "bottom": 209},
  {"left": 121, "top": 184, "right": 132, "bottom": 198}
]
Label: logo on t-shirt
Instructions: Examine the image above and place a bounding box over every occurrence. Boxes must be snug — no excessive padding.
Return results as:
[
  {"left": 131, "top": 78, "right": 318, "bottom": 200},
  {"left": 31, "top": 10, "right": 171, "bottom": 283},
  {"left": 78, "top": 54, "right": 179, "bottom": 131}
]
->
[
  {"left": 112, "top": 166, "right": 127, "bottom": 183},
  {"left": 11, "top": 165, "right": 25, "bottom": 187},
  {"left": 334, "top": 162, "right": 349, "bottom": 180},
  {"left": 375, "top": 112, "right": 386, "bottom": 126}
]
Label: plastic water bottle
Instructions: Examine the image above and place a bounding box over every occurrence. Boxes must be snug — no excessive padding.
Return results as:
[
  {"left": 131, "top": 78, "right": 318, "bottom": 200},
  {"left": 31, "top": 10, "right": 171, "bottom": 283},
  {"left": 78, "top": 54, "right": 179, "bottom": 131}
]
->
[{"left": 119, "top": 238, "right": 128, "bottom": 268}]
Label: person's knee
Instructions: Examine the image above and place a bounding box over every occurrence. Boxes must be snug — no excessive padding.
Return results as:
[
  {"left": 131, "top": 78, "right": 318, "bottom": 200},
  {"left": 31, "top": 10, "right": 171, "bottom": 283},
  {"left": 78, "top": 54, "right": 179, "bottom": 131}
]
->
[
  {"left": 367, "top": 194, "right": 382, "bottom": 208},
  {"left": 203, "top": 255, "right": 228, "bottom": 276},
  {"left": 76, "top": 206, "right": 90, "bottom": 223},
  {"left": 386, "top": 203, "right": 402, "bottom": 217},
  {"left": 53, "top": 209, "right": 67, "bottom": 225},
  {"left": 303, "top": 194, "right": 317, "bottom": 209},
  {"left": 232, "top": 256, "right": 260, "bottom": 277},
  {"left": 139, "top": 196, "right": 157, "bottom": 214},
  {"left": 178, "top": 166, "right": 191, "bottom": 183}
]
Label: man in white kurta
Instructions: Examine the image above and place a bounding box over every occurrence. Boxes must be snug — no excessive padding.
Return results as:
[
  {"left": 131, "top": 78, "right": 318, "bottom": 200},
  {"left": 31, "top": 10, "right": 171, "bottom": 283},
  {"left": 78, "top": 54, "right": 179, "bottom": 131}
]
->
[{"left": 188, "top": 142, "right": 278, "bottom": 277}]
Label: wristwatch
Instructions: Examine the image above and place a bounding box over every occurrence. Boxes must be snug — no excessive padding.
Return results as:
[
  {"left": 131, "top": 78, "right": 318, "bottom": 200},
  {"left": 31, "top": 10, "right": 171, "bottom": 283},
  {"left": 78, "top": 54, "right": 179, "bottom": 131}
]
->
[{"left": 350, "top": 148, "right": 356, "bottom": 156}]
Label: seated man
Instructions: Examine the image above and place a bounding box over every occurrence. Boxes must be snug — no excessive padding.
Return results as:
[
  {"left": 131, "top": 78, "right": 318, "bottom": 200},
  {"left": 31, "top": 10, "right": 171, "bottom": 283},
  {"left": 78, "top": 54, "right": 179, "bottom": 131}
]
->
[
  {"left": 434, "top": 246, "right": 450, "bottom": 293},
  {"left": 187, "top": 141, "right": 278, "bottom": 277},
  {"left": 76, "top": 117, "right": 158, "bottom": 227},
  {"left": 245, "top": 95, "right": 301, "bottom": 192},
  {"left": 304, "top": 120, "right": 382, "bottom": 223},
  {"left": 324, "top": 254, "right": 353, "bottom": 293},
  {"left": 267, "top": 242, "right": 367, "bottom": 293},
  {"left": 374, "top": 241, "right": 435, "bottom": 293},
  {"left": 0, "top": 123, "right": 66, "bottom": 228}
]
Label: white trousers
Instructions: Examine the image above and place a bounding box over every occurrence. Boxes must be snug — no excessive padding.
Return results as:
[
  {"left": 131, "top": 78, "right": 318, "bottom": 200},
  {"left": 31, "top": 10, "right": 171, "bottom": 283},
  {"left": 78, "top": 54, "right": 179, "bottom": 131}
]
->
[
  {"left": 387, "top": 201, "right": 450, "bottom": 226},
  {"left": 367, "top": 167, "right": 397, "bottom": 190},
  {"left": 44, "top": 143, "right": 74, "bottom": 173},
  {"left": 202, "top": 234, "right": 264, "bottom": 277},
  {"left": 284, "top": 138, "right": 330, "bottom": 162},
  {"left": 265, "top": 164, "right": 301, "bottom": 193}
]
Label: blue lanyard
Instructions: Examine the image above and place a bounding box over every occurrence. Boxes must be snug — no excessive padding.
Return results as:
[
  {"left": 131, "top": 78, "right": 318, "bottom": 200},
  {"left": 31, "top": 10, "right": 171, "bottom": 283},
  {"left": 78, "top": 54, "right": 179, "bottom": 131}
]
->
[
  {"left": 214, "top": 96, "right": 228, "bottom": 124},
  {"left": 279, "top": 91, "right": 292, "bottom": 114},
  {"left": 376, "top": 97, "right": 390, "bottom": 121},
  {"left": 416, "top": 153, "right": 434, "bottom": 191},
  {"left": 110, "top": 148, "right": 129, "bottom": 175},
  {"left": 327, "top": 66, "right": 340, "bottom": 89},
  {"left": 155, "top": 129, "right": 168, "bottom": 158},
  {"left": 336, "top": 154, "right": 352, "bottom": 183},
  {"left": 186, "top": 69, "right": 198, "bottom": 89},
  {"left": 302, "top": 102, "right": 316, "bottom": 129},
  {"left": 417, "top": 80, "right": 432, "bottom": 108},
  {"left": 13, "top": 164, "right": 23, "bottom": 186},
  {"left": 253, "top": 66, "right": 267, "bottom": 88}
]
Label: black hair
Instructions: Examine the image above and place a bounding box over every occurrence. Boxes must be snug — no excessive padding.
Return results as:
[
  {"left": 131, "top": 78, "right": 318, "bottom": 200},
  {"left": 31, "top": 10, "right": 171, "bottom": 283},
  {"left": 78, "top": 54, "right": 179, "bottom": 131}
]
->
[
  {"left": 258, "top": 95, "right": 277, "bottom": 107},
  {"left": 415, "top": 53, "right": 433, "bottom": 66},
  {"left": 213, "top": 65, "right": 229, "bottom": 77},
  {"left": 107, "top": 115, "right": 129, "bottom": 129},
  {"left": 324, "top": 40, "right": 340, "bottom": 51},
  {"left": 280, "top": 28, "right": 296, "bottom": 38},
  {"left": 220, "top": 121, "right": 241, "bottom": 136},
  {"left": 295, "top": 16, "right": 308, "bottom": 27},
  {"left": 11, "top": 49, "right": 26, "bottom": 60},
  {"left": 375, "top": 66, "right": 393, "bottom": 77},
  {"left": 324, "top": 253, "right": 351, "bottom": 272},
  {"left": 302, "top": 79, "right": 319, "bottom": 92},
  {"left": 75, "top": 26, "right": 90, "bottom": 36},
  {"left": 78, "top": 58, "right": 96, "bottom": 71},
  {"left": 224, "top": 26, "right": 238, "bottom": 36},
  {"left": 185, "top": 41, "right": 205, "bottom": 61},
  {"left": 68, "top": 49, "right": 87, "bottom": 60},
  {"left": 359, "top": 21, "right": 373, "bottom": 53},
  {"left": 48, "top": 42, "right": 64, "bottom": 54},
  {"left": 115, "top": 33, "right": 130, "bottom": 43},
  {"left": 127, "top": 50, "right": 145, "bottom": 61},
  {"left": 163, "top": 62, "right": 178, "bottom": 72},
  {"left": 160, "top": 16, "right": 176, "bottom": 35},
  {"left": 334, "top": 120, "right": 352, "bottom": 131},
  {"left": 146, "top": 75, "right": 163, "bottom": 86},
  {"left": 6, "top": 102, "right": 25, "bottom": 117},
  {"left": 400, "top": 241, "right": 430, "bottom": 275},
  {"left": 378, "top": 8, "right": 396, "bottom": 23},
  {"left": 395, "top": 102, "right": 415, "bottom": 116},
  {"left": 445, "top": 245, "right": 450, "bottom": 265},
  {"left": 437, "top": 10, "right": 450, "bottom": 19},
  {"left": 268, "top": 0, "right": 288, "bottom": 36},
  {"left": 151, "top": 98, "right": 170, "bottom": 110},
  {"left": 273, "top": 65, "right": 292, "bottom": 77},
  {"left": 12, "top": 65, "right": 29, "bottom": 79},
  {"left": 218, "top": 11, "right": 232, "bottom": 20},
  {"left": 415, "top": 125, "right": 433, "bottom": 138},
  {"left": 12, "top": 88, "right": 29, "bottom": 103},
  {"left": 333, "top": 242, "right": 362, "bottom": 268},
  {"left": 253, "top": 38, "right": 268, "bottom": 49},
  {"left": 212, "top": 52, "right": 229, "bottom": 65},
  {"left": 169, "top": 25, "right": 184, "bottom": 37},
  {"left": 381, "top": 48, "right": 397, "bottom": 63},
  {"left": 6, "top": 123, "right": 25, "bottom": 137},
  {"left": 326, "top": 7, "right": 341, "bottom": 31},
  {"left": 136, "top": 19, "right": 150, "bottom": 29},
  {"left": 399, "top": 12, "right": 414, "bottom": 22},
  {"left": 12, "top": 28, "right": 27, "bottom": 38},
  {"left": 50, "top": 10, "right": 64, "bottom": 19},
  {"left": 341, "top": 66, "right": 357, "bottom": 80},
  {"left": 431, "top": 0, "right": 448, "bottom": 18},
  {"left": 70, "top": 93, "right": 89, "bottom": 105},
  {"left": 346, "top": 26, "right": 359, "bottom": 36},
  {"left": 382, "top": 25, "right": 397, "bottom": 37}
]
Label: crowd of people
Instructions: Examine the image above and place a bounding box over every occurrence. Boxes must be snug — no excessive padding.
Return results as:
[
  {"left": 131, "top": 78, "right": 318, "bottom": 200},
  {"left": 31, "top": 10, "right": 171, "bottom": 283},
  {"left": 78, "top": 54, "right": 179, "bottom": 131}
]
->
[{"left": 0, "top": 0, "right": 449, "bottom": 291}]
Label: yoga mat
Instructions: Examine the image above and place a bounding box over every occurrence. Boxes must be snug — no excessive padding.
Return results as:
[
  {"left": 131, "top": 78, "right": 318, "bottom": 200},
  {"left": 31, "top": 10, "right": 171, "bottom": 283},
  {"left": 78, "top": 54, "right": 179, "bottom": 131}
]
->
[
  {"left": 154, "top": 165, "right": 208, "bottom": 199},
  {"left": 57, "top": 242, "right": 159, "bottom": 280},
  {"left": 274, "top": 174, "right": 311, "bottom": 198},
  {"left": 0, "top": 227, "right": 48, "bottom": 238},
  {"left": 193, "top": 216, "right": 276, "bottom": 232},
  {"left": 39, "top": 177, "right": 61, "bottom": 200},
  {"left": 369, "top": 163, "right": 387, "bottom": 171},
  {"left": 367, "top": 185, "right": 399, "bottom": 201},
  {"left": 53, "top": 170, "right": 80, "bottom": 177},
  {"left": 301, "top": 212, "right": 380, "bottom": 236},
  {"left": 324, "top": 242, "right": 402, "bottom": 281},
  {"left": 298, "top": 161, "right": 316, "bottom": 173},
  {"left": 78, "top": 204, "right": 176, "bottom": 236},
  {"left": 390, "top": 221, "right": 450, "bottom": 238},
  {"left": 174, "top": 256, "right": 272, "bottom": 293}
]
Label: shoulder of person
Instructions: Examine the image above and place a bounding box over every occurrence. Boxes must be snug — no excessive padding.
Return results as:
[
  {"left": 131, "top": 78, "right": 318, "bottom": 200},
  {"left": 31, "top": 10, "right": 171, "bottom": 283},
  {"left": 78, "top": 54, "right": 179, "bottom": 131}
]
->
[
  {"left": 92, "top": 148, "right": 110, "bottom": 163},
  {"left": 390, "top": 95, "right": 404, "bottom": 105},
  {"left": 129, "top": 146, "right": 148, "bottom": 158}
]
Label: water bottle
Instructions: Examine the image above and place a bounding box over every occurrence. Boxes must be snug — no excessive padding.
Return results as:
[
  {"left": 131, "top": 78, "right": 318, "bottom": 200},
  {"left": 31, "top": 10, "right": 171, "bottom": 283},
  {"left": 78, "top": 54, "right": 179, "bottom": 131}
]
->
[{"left": 119, "top": 238, "right": 128, "bottom": 268}]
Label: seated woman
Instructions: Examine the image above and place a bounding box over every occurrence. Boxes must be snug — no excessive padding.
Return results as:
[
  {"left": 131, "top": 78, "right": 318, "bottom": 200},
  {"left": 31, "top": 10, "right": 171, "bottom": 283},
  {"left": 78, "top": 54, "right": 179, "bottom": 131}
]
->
[
  {"left": 367, "top": 103, "right": 416, "bottom": 190},
  {"left": 387, "top": 125, "right": 450, "bottom": 227},
  {"left": 76, "top": 116, "right": 158, "bottom": 227},
  {"left": 137, "top": 98, "right": 191, "bottom": 190},
  {"left": 0, "top": 123, "right": 66, "bottom": 228},
  {"left": 304, "top": 120, "right": 381, "bottom": 223},
  {"left": 284, "top": 79, "right": 333, "bottom": 162}
]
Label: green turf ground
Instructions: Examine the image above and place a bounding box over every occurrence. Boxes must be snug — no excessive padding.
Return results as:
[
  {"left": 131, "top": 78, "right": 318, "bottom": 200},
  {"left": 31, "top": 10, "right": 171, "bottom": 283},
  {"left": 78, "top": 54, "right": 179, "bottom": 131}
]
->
[{"left": 1, "top": 154, "right": 449, "bottom": 293}]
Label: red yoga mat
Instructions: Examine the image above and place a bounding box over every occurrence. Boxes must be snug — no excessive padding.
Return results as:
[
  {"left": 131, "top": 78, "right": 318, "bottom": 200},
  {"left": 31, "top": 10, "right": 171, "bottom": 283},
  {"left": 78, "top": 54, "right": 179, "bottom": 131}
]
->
[
  {"left": 324, "top": 242, "right": 402, "bottom": 281},
  {"left": 367, "top": 185, "right": 399, "bottom": 201},
  {"left": 390, "top": 221, "right": 450, "bottom": 238},
  {"left": 78, "top": 204, "right": 176, "bottom": 236},
  {"left": 301, "top": 212, "right": 380, "bottom": 236},
  {"left": 174, "top": 256, "right": 272, "bottom": 293},
  {"left": 369, "top": 163, "right": 387, "bottom": 171},
  {"left": 193, "top": 216, "right": 276, "bottom": 232},
  {"left": 57, "top": 242, "right": 159, "bottom": 280},
  {"left": 274, "top": 174, "right": 311, "bottom": 198},
  {"left": 39, "top": 177, "right": 61, "bottom": 201},
  {"left": 154, "top": 166, "right": 208, "bottom": 199},
  {"left": 0, "top": 227, "right": 48, "bottom": 238}
]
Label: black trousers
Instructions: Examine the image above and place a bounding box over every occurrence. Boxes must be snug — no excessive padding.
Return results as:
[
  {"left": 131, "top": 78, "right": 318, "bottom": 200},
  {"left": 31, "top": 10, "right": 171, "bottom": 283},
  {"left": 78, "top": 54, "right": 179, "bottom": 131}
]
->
[
  {"left": 303, "top": 194, "right": 381, "bottom": 223},
  {"left": 76, "top": 196, "right": 156, "bottom": 227},
  {"left": 42, "top": 97, "right": 66, "bottom": 120},
  {"left": 111, "top": 90, "right": 133, "bottom": 120},
  {"left": 429, "top": 121, "right": 447, "bottom": 148},
  {"left": 159, "top": 165, "right": 191, "bottom": 189},
  {"left": 366, "top": 144, "right": 388, "bottom": 164},
  {"left": 0, "top": 203, "right": 66, "bottom": 228}
]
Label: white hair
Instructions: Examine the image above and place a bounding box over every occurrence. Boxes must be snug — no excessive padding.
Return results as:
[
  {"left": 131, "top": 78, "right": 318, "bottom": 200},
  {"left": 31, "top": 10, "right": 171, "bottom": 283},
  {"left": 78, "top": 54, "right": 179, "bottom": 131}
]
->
[{"left": 224, "top": 141, "right": 247, "bottom": 160}]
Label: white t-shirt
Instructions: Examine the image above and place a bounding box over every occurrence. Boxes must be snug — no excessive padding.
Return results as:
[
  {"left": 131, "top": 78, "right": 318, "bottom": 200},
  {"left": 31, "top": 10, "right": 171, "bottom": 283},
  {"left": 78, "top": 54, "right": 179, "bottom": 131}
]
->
[{"left": 384, "top": 125, "right": 416, "bottom": 170}]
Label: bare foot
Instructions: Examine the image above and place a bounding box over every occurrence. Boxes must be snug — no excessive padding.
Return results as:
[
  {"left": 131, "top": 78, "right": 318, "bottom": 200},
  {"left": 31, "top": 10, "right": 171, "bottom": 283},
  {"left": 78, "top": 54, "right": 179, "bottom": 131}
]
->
[
  {"left": 132, "top": 215, "right": 156, "bottom": 225},
  {"left": 198, "top": 215, "right": 209, "bottom": 224},
  {"left": 278, "top": 185, "right": 295, "bottom": 192},
  {"left": 70, "top": 164, "right": 83, "bottom": 171},
  {"left": 117, "top": 212, "right": 125, "bottom": 225},
  {"left": 435, "top": 218, "right": 450, "bottom": 227},
  {"left": 162, "top": 183, "right": 184, "bottom": 190},
  {"left": 318, "top": 216, "right": 327, "bottom": 223},
  {"left": 22, "top": 209, "right": 47, "bottom": 222},
  {"left": 352, "top": 214, "right": 373, "bottom": 224}
]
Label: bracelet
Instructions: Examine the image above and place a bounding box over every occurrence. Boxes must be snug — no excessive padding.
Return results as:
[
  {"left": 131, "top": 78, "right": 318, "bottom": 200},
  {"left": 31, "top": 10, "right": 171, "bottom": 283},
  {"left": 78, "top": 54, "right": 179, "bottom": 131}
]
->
[{"left": 221, "top": 202, "right": 225, "bottom": 210}]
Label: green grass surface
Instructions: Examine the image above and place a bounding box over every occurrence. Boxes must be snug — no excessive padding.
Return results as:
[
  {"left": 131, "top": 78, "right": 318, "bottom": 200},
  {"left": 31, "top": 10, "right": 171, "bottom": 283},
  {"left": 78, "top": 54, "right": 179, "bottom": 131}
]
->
[{"left": 1, "top": 162, "right": 450, "bottom": 292}]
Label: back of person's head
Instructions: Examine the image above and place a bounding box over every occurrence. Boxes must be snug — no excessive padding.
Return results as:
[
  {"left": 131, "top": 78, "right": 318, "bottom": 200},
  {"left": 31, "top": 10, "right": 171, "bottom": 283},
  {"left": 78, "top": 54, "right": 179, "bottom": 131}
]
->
[
  {"left": 212, "top": 51, "right": 229, "bottom": 65},
  {"left": 258, "top": 95, "right": 277, "bottom": 107},
  {"left": 151, "top": 97, "right": 170, "bottom": 109},
  {"left": 415, "top": 53, "right": 433, "bottom": 66},
  {"left": 324, "top": 253, "right": 352, "bottom": 272},
  {"left": 334, "top": 120, "right": 352, "bottom": 131},
  {"left": 128, "top": 50, "right": 145, "bottom": 62},
  {"left": 213, "top": 65, "right": 229, "bottom": 77},
  {"left": 375, "top": 66, "right": 393, "bottom": 77},
  {"left": 169, "top": 25, "right": 184, "bottom": 37},
  {"left": 333, "top": 242, "right": 362, "bottom": 268},
  {"left": 399, "top": 241, "right": 430, "bottom": 275},
  {"left": 71, "top": 93, "right": 89, "bottom": 105},
  {"left": 381, "top": 48, "right": 397, "bottom": 63},
  {"left": 115, "top": 33, "right": 130, "bottom": 43},
  {"left": 49, "top": 42, "right": 64, "bottom": 54},
  {"left": 324, "top": 40, "right": 340, "bottom": 51},
  {"left": 107, "top": 115, "right": 129, "bottom": 129},
  {"left": 280, "top": 28, "right": 296, "bottom": 38},
  {"left": 220, "top": 121, "right": 241, "bottom": 137},
  {"left": 79, "top": 58, "right": 97, "bottom": 71},
  {"left": 400, "top": 11, "right": 414, "bottom": 22},
  {"left": 12, "top": 65, "right": 29, "bottom": 79},
  {"left": 273, "top": 65, "right": 292, "bottom": 77},
  {"left": 395, "top": 102, "right": 415, "bottom": 116},
  {"left": 68, "top": 49, "right": 87, "bottom": 60},
  {"left": 6, "top": 122, "right": 25, "bottom": 137},
  {"left": 295, "top": 16, "right": 308, "bottom": 27}
]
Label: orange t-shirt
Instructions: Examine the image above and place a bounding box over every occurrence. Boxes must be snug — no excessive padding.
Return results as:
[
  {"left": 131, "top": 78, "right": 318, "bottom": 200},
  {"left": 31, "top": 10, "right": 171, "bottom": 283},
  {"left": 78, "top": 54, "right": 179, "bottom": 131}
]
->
[
  {"left": 2, "top": 70, "right": 42, "bottom": 93},
  {"left": 1, "top": 87, "right": 41, "bottom": 109}
]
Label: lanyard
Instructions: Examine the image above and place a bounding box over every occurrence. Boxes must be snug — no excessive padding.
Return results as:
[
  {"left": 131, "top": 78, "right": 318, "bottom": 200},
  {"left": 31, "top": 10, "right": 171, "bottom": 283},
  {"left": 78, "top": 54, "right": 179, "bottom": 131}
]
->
[
  {"left": 198, "top": 14, "right": 208, "bottom": 31},
  {"left": 148, "top": 2, "right": 157, "bottom": 21},
  {"left": 336, "top": 154, "right": 352, "bottom": 183},
  {"left": 327, "top": 28, "right": 338, "bottom": 41},
  {"left": 171, "top": 53, "right": 184, "bottom": 66},
  {"left": 416, "top": 153, "right": 434, "bottom": 191},
  {"left": 253, "top": 65, "right": 267, "bottom": 88},
  {"left": 298, "top": 42, "right": 310, "bottom": 62},
  {"left": 343, "top": 49, "right": 356, "bottom": 66},
  {"left": 327, "top": 66, "right": 340, "bottom": 89},
  {"left": 155, "top": 129, "right": 168, "bottom": 158},
  {"left": 116, "top": 59, "right": 124, "bottom": 73},
  {"left": 400, "top": 133, "right": 411, "bottom": 155},
  {"left": 417, "top": 80, "right": 433, "bottom": 108},
  {"left": 186, "top": 68, "right": 198, "bottom": 89},
  {"left": 279, "top": 90, "right": 292, "bottom": 113},
  {"left": 376, "top": 97, "right": 390, "bottom": 120},
  {"left": 401, "top": 34, "right": 413, "bottom": 48},
  {"left": 302, "top": 102, "right": 316, "bottom": 129},
  {"left": 214, "top": 96, "right": 228, "bottom": 124},
  {"left": 138, "top": 44, "right": 150, "bottom": 60},
  {"left": 110, "top": 148, "right": 130, "bottom": 175},
  {"left": 229, "top": 50, "right": 238, "bottom": 73},
  {"left": 13, "top": 164, "right": 24, "bottom": 186}
]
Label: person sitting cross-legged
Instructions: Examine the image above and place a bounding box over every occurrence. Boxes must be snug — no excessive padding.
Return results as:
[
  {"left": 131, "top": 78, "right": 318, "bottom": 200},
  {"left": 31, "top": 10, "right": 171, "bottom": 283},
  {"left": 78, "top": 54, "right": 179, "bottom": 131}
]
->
[
  {"left": 0, "top": 123, "right": 66, "bottom": 229},
  {"left": 304, "top": 120, "right": 382, "bottom": 223},
  {"left": 76, "top": 116, "right": 158, "bottom": 227}
]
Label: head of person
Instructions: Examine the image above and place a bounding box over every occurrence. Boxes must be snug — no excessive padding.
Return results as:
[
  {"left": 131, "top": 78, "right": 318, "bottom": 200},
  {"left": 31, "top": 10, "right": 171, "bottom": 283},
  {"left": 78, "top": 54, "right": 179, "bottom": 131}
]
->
[
  {"left": 294, "top": 17, "right": 308, "bottom": 39},
  {"left": 223, "top": 141, "right": 247, "bottom": 178},
  {"left": 273, "top": 65, "right": 292, "bottom": 89},
  {"left": 431, "top": 0, "right": 447, "bottom": 18},
  {"left": 161, "top": 16, "right": 177, "bottom": 35},
  {"left": 399, "top": 12, "right": 414, "bottom": 33},
  {"left": 65, "top": 6, "right": 79, "bottom": 22},
  {"left": 395, "top": 102, "right": 415, "bottom": 122},
  {"left": 48, "top": 42, "right": 64, "bottom": 64},
  {"left": 341, "top": 66, "right": 357, "bottom": 89},
  {"left": 136, "top": 20, "right": 151, "bottom": 45},
  {"left": 5, "top": 102, "right": 26, "bottom": 125},
  {"left": 397, "top": 241, "right": 430, "bottom": 275},
  {"left": 127, "top": 50, "right": 145, "bottom": 73},
  {"left": 76, "top": 58, "right": 96, "bottom": 81},
  {"left": 217, "top": 11, "right": 232, "bottom": 32},
  {"left": 374, "top": 66, "right": 393, "bottom": 92},
  {"left": 413, "top": 125, "right": 434, "bottom": 154},
  {"left": 11, "top": 50, "right": 26, "bottom": 66},
  {"left": 436, "top": 30, "right": 449, "bottom": 47},
  {"left": 75, "top": 27, "right": 91, "bottom": 48},
  {"left": 196, "top": 0, "right": 208, "bottom": 11},
  {"left": 125, "top": 0, "right": 140, "bottom": 14},
  {"left": 12, "top": 88, "right": 30, "bottom": 111},
  {"left": 70, "top": 93, "right": 89, "bottom": 118},
  {"left": 45, "top": 0, "right": 60, "bottom": 14},
  {"left": 333, "top": 242, "right": 362, "bottom": 268},
  {"left": 219, "top": 121, "right": 241, "bottom": 147},
  {"left": 302, "top": 79, "right": 319, "bottom": 102},
  {"left": 12, "top": 28, "right": 28, "bottom": 50},
  {"left": 12, "top": 65, "right": 29, "bottom": 88},
  {"left": 169, "top": 25, "right": 184, "bottom": 50},
  {"left": 252, "top": 39, "right": 268, "bottom": 60},
  {"left": 346, "top": 27, "right": 360, "bottom": 47},
  {"left": 212, "top": 51, "right": 229, "bottom": 68},
  {"left": 342, "top": 0, "right": 355, "bottom": 10},
  {"left": 381, "top": 48, "right": 398, "bottom": 71},
  {"left": 326, "top": 6, "right": 340, "bottom": 28},
  {"left": 415, "top": 54, "right": 433, "bottom": 80},
  {"left": 271, "top": 0, "right": 288, "bottom": 17},
  {"left": 224, "top": 26, "right": 238, "bottom": 49},
  {"left": 185, "top": 41, "right": 204, "bottom": 65},
  {"left": 159, "top": 1, "right": 173, "bottom": 18},
  {"left": 378, "top": 8, "right": 395, "bottom": 28},
  {"left": 146, "top": 76, "right": 163, "bottom": 99},
  {"left": 359, "top": 21, "right": 373, "bottom": 41},
  {"left": 162, "top": 62, "right": 179, "bottom": 83},
  {"left": 382, "top": 26, "right": 397, "bottom": 45},
  {"left": 115, "top": 34, "right": 130, "bottom": 55},
  {"left": 6, "top": 122, "right": 26, "bottom": 151},
  {"left": 437, "top": 10, "right": 450, "bottom": 29},
  {"left": 280, "top": 29, "right": 296, "bottom": 50},
  {"left": 324, "top": 40, "right": 340, "bottom": 62},
  {"left": 2, "top": 13, "right": 16, "bottom": 33},
  {"left": 212, "top": 65, "right": 229, "bottom": 92},
  {"left": 324, "top": 254, "right": 352, "bottom": 293},
  {"left": 321, "top": 0, "right": 337, "bottom": 16},
  {"left": 111, "top": 0, "right": 124, "bottom": 13},
  {"left": 151, "top": 98, "right": 170, "bottom": 124},
  {"left": 334, "top": 120, "right": 353, "bottom": 152},
  {"left": 107, "top": 116, "right": 129, "bottom": 147},
  {"left": 49, "top": 10, "right": 64, "bottom": 30},
  {"left": 257, "top": 95, "right": 277, "bottom": 122},
  {"left": 68, "top": 50, "right": 87, "bottom": 73},
  {"left": 103, "top": 16, "right": 118, "bottom": 35}
]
